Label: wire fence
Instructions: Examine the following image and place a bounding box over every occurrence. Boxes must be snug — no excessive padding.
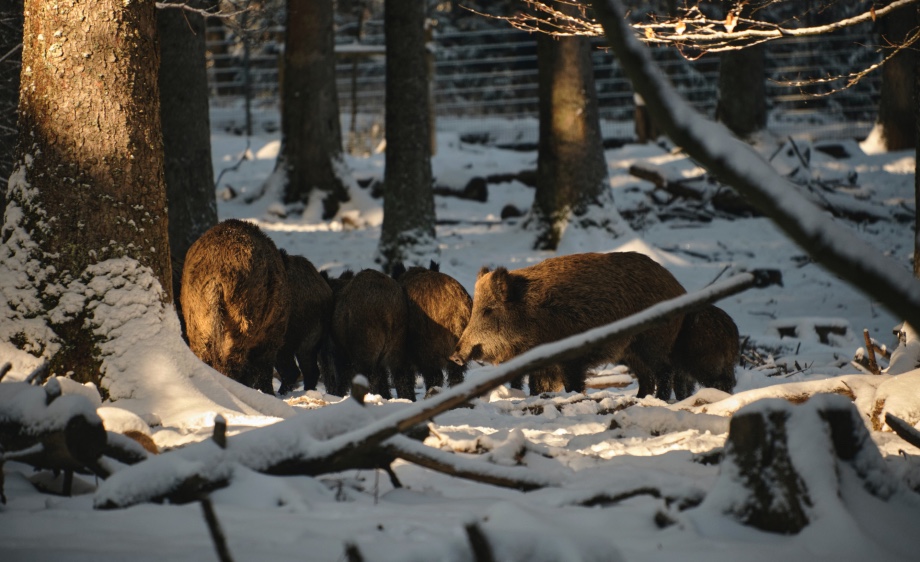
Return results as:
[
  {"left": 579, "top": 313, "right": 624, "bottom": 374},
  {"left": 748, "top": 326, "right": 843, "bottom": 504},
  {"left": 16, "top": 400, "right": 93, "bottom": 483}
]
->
[{"left": 205, "top": 22, "right": 882, "bottom": 148}]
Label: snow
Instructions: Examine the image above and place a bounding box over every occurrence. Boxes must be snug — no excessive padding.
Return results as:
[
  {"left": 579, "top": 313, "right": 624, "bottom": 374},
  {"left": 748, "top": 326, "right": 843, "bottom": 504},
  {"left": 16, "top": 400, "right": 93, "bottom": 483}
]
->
[{"left": 4, "top": 67, "right": 920, "bottom": 562}]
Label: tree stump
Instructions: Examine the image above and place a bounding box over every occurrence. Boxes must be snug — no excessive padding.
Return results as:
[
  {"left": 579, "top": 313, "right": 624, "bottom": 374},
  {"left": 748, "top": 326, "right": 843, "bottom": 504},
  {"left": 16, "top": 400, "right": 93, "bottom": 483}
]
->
[{"left": 703, "top": 394, "right": 900, "bottom": 534}]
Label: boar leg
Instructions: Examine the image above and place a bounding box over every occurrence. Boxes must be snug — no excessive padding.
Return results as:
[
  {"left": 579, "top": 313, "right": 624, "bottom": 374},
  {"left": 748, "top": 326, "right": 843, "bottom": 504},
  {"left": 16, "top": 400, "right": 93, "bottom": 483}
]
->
[
  {"left": 330, "top": 348, "right": 354, "bottom": 398},
  {"left": 367, "top": 364, "right": 392, "bottom": 399},
  {"left": 392, "top": 368, "right": 417, "bottom": 402},
  {"left": 276, "top": 350, "right": 301, "bottom": 395},
  {"left": 560, "top": 361, "right": 588, "bottom": 393},
  {"left": 297, "top": 346, "right": 322, "bottom": 392},
  {"left": 421, "top": 367, "right": 445, "bottom": 392},
  {"left": 673, "top": 370, "right": 696, "bottom": 401},
  {"left": 446, "top": 363, "right": 466, "bottom": 388},
  {"left": 528, "top": 366, "right": 566, "bottom": 395}
]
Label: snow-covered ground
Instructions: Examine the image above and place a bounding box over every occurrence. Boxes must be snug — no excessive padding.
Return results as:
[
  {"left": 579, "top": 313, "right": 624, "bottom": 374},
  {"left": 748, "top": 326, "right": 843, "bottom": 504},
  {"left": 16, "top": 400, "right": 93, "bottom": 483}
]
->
[{"left": 2, "top": 110, "right": 920, "bottom": 561}]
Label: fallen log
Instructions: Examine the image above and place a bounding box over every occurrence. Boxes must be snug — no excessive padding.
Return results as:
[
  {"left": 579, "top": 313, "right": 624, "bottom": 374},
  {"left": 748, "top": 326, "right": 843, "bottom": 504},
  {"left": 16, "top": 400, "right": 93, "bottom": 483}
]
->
[{"left": 0, "top": 380, "right": 108, "bottom": 481}]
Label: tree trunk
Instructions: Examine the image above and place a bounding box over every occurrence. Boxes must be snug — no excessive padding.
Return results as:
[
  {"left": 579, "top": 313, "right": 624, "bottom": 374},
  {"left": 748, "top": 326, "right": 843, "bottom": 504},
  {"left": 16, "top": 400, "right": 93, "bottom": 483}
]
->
[
  {"left": 915, "top": 4, "right": 920, "bottom": 279},
  {"left": 275, "top": 0, "right": 350, "bottom": 219},
  {"left": 4, "top": 0, "right": 170, "bottom": 388},
  {"left": 377, "top": 0, "right": 436, "bottom": 270},
  {"left": 716, "top": 44, "right": 766, "bottom": 138},
  {"left": 0, "top": 0, "right": 22, "bottom": 214},
  {"left": 872, "top": 3, "right": 917, "bottom": 151},
  {"left": 531, "top": 30, "right": 609, "bottom": 251},
  {"left": 158, "top": 0, "right": 218, "bottom": 306}
]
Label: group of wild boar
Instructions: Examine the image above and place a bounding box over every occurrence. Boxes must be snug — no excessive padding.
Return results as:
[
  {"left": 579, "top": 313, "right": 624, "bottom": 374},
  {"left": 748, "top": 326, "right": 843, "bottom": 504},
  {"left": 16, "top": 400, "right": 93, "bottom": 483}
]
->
[{"left": 180, "top": 220, "right": 739, "bottom": 401}]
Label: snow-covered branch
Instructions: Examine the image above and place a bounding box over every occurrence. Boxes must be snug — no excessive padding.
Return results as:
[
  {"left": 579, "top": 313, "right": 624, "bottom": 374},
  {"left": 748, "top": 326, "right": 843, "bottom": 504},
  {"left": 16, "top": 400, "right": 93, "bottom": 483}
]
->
[{"left": 589, "top": 0, "right": 920, "bottom": 334}]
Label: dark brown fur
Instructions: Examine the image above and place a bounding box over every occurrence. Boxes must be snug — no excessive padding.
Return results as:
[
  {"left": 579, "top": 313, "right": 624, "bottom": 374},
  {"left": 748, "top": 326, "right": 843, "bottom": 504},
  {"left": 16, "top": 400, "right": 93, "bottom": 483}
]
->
[
  {"left": 276, "top": 252, "right": 334, "bottom": 395},
  {"left": 671, "top": 305, "right": 739, "bottom": 400},
  {"left": 330, "top": 269, "right": 412, "bottom": 399},
  {"left": 180, "top": 219, "right": 289, "bottom": 394},
  {"left": 452, "top": 252, "right": 687, "bottom": 399},
  {"left": 393, "top": 262, "right": 473, "bottom": 392}
]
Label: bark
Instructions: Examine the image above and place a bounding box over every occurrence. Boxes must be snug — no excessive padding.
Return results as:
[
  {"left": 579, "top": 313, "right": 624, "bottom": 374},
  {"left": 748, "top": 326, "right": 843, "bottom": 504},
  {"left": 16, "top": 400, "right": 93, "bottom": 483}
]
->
[
  {"left": 275, "top": 0, "right": 350, "bottom": 219},
  {"left": 532, "top": 27, "right": 609, "bottom": 250},
  {"left": 590, "top": 0, "right": 920, "bottom": 334},
  {"left": 873, "top": 3, "right": 917, "bottom": 151},
  {"left": 716, "top": 44, "right": 766, "bottom": 138},
  {"left": 916, "top": 4, "right": 920, "bottom": 278},
  {"left": 158, "top": 0, "right": 217, "bottom": 305},
  {"left": 378, "top": 0, "right": 437, "bottom": 270},
  {"left": 6, "top": 0, "right": 171, "bottom": 387},
  {"left": 0, "top": 0, "right": 22, "bottom": 213}
]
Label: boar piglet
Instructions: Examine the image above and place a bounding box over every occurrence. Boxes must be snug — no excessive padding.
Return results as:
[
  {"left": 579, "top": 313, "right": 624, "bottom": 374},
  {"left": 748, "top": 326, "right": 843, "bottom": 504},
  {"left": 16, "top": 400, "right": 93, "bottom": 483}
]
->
[
  {"left": 275, "top": 252, "right": 334, "bottom": 395},
  {"left": 330, "top": 269, "right": 414, "bottom": 400},
  {"left": 671, "top": 304, "right": 739, "bottom": 400},
  {"left": 181, "top": 219, "right": 289, "bottom": 395},
  {"left": 392, "top": 261, "right": 473, "bottom": 394},
  {"left": 452, "top": 252, "right": 687, "bottom": 399}
]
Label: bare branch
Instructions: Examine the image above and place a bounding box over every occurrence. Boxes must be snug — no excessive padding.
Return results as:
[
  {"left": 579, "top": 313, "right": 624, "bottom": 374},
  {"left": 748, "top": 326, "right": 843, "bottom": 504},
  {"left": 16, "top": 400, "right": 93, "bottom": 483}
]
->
[
  {"left": 772, "top": 27, "right": 920, "bottom": 96},
  {"left": 383, "top": 434, "right": 561, "bottom": 491},
  {"left": 154, "top": 1, "right": 248, "bottom": 20},
  {"left": 484, "top": 0, "right": 920, "bottom": 49}
]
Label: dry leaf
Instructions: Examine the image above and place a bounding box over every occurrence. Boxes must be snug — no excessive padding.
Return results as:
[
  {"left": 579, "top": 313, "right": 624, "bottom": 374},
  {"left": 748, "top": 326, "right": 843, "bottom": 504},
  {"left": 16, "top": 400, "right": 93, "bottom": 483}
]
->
[
  {"left": 725, "top": 12, "right": 737, "bottom": 33},
  {"left": 871, "top": 6, "right": 876, "bottom": 22},
  {"left": 675, "top": 20, "right": 686, "bottom": 35},
  {"left": 645, "top": 27, "right": 655, "bottom": 40}
]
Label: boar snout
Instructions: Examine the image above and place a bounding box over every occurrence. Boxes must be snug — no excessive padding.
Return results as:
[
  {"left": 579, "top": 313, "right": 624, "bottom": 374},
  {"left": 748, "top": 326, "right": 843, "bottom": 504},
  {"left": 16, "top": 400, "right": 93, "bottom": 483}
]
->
[{"left": 450, "top": 342, "right": 482, "bottom": 365}]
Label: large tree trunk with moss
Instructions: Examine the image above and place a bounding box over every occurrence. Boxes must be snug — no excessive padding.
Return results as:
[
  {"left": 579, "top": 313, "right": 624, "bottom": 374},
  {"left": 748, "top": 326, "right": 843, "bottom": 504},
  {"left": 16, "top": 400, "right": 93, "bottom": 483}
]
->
[
  {"left": 3, "top": 0, "right": 170, "bottom": 387},
  {"left": 0, "top": 0, "right": 22, "bottom": 214},
  {"left": 273, "top": 0, "right": 350, "bottom": 220},
  {"left": 531, "top": 30, "right": 609, "bottom": 251},
  {"left": 377, "top": 0, "right": 436, "bottom": 270},
  {"left": 157, "top": 0, "right": 217, "bottom": 305}
]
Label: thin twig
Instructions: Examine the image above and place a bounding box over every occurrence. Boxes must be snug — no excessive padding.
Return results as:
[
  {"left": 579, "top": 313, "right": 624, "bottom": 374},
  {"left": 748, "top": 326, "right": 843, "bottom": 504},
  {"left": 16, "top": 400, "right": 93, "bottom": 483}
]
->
[
  {"left": 155, "top": 2, "right": 247, "bottom": 20},
  {"left": 200, "top": 497, "right": 235, "bottom": 562},
  {"left": 0, "top": 43, "right": 22, "bottom": 65}
]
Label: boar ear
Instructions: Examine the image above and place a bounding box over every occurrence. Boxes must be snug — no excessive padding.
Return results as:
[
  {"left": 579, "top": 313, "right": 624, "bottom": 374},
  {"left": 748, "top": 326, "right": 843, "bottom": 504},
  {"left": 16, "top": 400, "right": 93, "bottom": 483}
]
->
[
  {"left": 429, "top": 260, "right": 440, "bottom": 272},
  {"left": 490, "top": 267, "right": 510, "bottom": 300},
  {"left": 391, "top": 261, "right": 407, "bottom": 280},
  {"left": 490, "top": 267, "right": 526, "bottom": 302},
  {"left": 477, "top": 266, "right": 492, "bottom": 280}
]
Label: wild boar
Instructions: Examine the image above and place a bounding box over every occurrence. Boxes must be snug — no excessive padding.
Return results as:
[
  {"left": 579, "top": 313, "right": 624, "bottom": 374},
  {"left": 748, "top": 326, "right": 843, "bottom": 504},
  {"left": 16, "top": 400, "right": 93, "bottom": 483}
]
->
[
  {"left": 392, "top": 261, "right": 473, "bottom": 393},
  {"left": 330, "top": 269, "right": 413, "bottom": 400},
  {"left": 275, "top": 252, "right": 334, "bottom": 395},
  {"left": 451, "top": 252, "right": 687, "bottom": 399},
  {"left": 181, "top": 219, "right": 289, "bottom": 394},
  {"left": 671, "top": 304, "right": 739, "bottom": 400}
]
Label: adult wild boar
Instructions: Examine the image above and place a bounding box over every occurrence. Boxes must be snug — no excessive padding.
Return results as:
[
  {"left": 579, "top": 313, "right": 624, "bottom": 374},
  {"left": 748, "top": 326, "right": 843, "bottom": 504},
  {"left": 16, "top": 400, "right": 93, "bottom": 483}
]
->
[
  {"left": 330, "top": 269, "right": 413, "bottom": 400},
  {"left": 451, "top": 252, "right": 687, "bottom": 399},
  {"left": 181, "top": 219, "right": 289, "bottom": 394},
  {"left": 392, "top": 261, "right": 473, "bottom": 393},
  {"left": 276, "top": 252, "right": 334, "bottom": 395},
  {"left": 671, "top": 304, "right": 739, "bottom": 400}
]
